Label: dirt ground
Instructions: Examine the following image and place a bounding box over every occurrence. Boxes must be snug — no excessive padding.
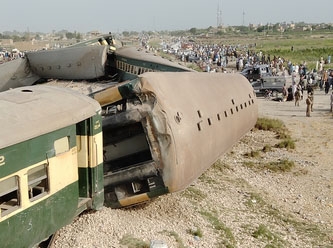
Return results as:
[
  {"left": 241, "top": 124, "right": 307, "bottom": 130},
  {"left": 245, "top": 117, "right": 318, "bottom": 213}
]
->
[
  {"left": 258, "top": 88, "right": 333, "bottom": 221},
  {"left": 253, "top": 89, "right": 333, "bottom": 243},
  {"left": 50, "top": 80, "right": 332, "bottom": 248}
]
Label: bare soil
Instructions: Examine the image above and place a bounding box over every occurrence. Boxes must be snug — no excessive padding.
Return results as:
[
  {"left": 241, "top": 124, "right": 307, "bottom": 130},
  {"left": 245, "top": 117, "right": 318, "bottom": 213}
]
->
[{"left": 49, "top": 80, "right": 332, "bottom": 248}]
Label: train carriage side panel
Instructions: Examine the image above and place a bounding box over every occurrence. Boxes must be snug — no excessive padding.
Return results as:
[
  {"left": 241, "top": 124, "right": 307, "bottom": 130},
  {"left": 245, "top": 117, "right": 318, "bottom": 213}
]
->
[
  {"left": 77, "top": 114, "right": 104, "bottom": 211},
  {"left": 0, "top": 126, "right": 80, "bottom": 248},
  {"left": 0, "top": 85, "right": 102, "bottom": 247},
  {"left": 113, "top": 46, "right": 194, "bottom": 81}
]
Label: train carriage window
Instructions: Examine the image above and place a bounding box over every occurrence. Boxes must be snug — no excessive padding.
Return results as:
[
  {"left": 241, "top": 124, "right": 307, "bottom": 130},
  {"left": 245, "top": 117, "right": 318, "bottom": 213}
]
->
[
  {"left": 54, "top": 136, "right": 70, "bottom": 155},
  {"left": 28, "top": 164, "right": 49, "bottom": 201},
  {"left": 0, "top": 176, "right": 19, "bottom": 217}
]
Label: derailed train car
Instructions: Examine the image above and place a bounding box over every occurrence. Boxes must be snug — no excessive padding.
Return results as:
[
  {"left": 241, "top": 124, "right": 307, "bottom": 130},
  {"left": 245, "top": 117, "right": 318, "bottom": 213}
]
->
[
  {"left": 91, "top": 72, "right": 258, "bottom": 208},
  {"left": 0, "top": 72, "right": 257, "bottom": 247},
  {"left": 0, "top": 86, "right": 104, "bottom": 248}
]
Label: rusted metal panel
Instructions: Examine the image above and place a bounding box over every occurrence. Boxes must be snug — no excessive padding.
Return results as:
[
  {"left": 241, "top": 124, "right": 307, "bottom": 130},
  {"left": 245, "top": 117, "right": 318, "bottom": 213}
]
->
[{"left": 26, "top": 45, "right": 108, "bottom": 80}]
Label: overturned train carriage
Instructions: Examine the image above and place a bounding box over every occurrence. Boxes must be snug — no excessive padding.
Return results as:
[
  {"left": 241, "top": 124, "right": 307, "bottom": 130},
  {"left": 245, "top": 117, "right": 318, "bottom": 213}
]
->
[{"left": 91, "top": 72, "right": 258, "bottom": 208}]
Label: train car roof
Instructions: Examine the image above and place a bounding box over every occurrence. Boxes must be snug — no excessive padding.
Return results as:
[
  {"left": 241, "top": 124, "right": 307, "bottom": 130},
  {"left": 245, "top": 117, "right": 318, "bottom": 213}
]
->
[
  {"left": 115, "top": 46, "right": 194, "bottom": 71},
  {"left": 0, "top": 85, "right": 101, "bottom": 148}
]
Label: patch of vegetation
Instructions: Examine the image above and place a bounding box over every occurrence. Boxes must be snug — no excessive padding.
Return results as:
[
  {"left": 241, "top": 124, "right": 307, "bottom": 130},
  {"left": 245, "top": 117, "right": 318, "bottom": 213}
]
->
[
  {"left": 161, "top": 230, "right": 185, "bottom": 248},
  {"left": 187, "top": 226, "right": 203, "bottom": 238},
  {"left": 198, "top": 173, "right": 217, "bottom": 184},
  {"left": 252, "top": 224, "right": 286, "bottom": 247},
  {"left": 240, "top": 183, "right": 330, "bottom": 247},
  {"left": 181, "top": 186, "right": 207, "bottom": 201},
  {"left": 243, "top": 150, "right": 261, "bottom": 158},
  {"left": 244, "top": 159, "right": 295, "bottom": 172},
  {"left": 275, "top": 138, "right": 296, "bottom": 150},
  {"left": 243, "top": 161, "right": 256, "bottom": 169},
  {"left": 229, "top": 174, "right": 331, "bottom": 247},
  {"left": 120, "top": 234, "right": 149, "bottom": 248},
  {"left": 255, "top": 118, "right": 290, "bottom": 138},
  {"left": 262, "top": 144, "right": 272, "bottom": 153},
  {"left": 264, "top": 159, "right": 295, "bottom": 172},
  {"left": 212, "top": 159, "right": 232, "bottom": 172},
  {"left": 200, "top": 210, "right": 236, "bottom": 248},
  {"left": 255, "top": 118, "right": 286, "bottom": 134}
]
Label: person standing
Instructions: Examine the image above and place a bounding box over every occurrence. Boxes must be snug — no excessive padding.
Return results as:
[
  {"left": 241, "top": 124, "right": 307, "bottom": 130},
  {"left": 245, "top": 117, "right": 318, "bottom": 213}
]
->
[
  {"left": 306, "top": 93, "right": 312, "bottom": 117},
  {"left": 282, "top": 83, "right": 288, "bottom": 102},
  {"left": 330, "top": 91, "right": 333, "bottom": 112},
  {"left": 323, "top": 70, "right": 329, "bottom": 93}
]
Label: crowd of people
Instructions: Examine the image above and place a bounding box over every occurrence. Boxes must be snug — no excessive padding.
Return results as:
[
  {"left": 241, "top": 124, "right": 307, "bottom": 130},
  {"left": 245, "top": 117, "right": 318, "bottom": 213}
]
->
[
  {"left": 0, "top": 49, "right": 24, "bottom": 63},
  {"left": 160, "top": 39, "right": 333, "bottom": 117}
]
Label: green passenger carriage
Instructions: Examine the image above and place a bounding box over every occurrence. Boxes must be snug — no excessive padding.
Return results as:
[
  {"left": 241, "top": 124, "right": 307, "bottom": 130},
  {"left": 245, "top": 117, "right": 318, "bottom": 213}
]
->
[{"left": 0, "top": 85, "right": 104, "bottom": 248}]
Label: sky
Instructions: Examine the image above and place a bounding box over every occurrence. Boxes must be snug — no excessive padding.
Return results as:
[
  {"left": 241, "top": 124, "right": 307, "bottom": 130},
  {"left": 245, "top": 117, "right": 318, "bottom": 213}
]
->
[{"left": 1, "top": 0, "right": 332, "bottom": 34}]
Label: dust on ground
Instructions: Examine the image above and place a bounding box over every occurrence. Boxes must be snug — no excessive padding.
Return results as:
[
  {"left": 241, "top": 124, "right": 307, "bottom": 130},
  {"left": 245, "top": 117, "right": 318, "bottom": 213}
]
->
[{"left": 50, "top": 79, "right": 333, "bottom": 247}]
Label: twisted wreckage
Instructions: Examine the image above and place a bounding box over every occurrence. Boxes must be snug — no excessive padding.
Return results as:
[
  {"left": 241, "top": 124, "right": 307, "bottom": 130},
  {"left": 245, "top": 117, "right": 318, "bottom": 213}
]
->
[{"left": 0, "top": 35, "right": 258, "bottom": 208}]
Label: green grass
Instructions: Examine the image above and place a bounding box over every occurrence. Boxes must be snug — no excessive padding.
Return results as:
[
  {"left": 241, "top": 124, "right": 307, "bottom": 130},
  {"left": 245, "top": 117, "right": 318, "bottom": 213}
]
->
[
  {"left": 200, "top": 210, "right": 236, "bottom": 248},
  {"left": 265, "top": 159, "right": 295, "bottom": 172},
  {"left": 243, "top": 150, "right": 261, "bottom": 158},
  {"left": 160, "top": 230, "right": 185, "bottom": 248},
  {"left": 187, "top": 226, "right": 203, "bottom": 238},
  {"left": 181, "top": 186, "right": 207, "bottom": 201},
  {"left": 275, "top": 138, "right": 296, "bottom": 150},
  {"left": 262, "top": 144, "right": 272, "bottom": 152},
  {"left": 255, "top": 118, "right": 288, "bottom": 137},
  {"left": 240, "top": 184, "right": 330, "bottom": 247},
  {"left": 252, "top": 224, "right": 286, "bottom": 247},
  {"left": 255, "top": 117, "right": 295, "bottom": 149},
  {"left": 244, "top": 159, "right": 295, "bottom": 173},
  {"left": 211, "top": 159, "right": 232, "bottom": 172},
  {"left": 119, "top": 234, "right": 149, "bottom": 248}
]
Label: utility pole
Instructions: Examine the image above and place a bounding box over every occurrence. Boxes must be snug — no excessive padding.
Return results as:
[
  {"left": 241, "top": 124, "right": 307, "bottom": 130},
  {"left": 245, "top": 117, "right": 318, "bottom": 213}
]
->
[
  {"left": 216, "top": 0, "right": 222, "bottom": 27},
  {"left": 242, "top": 10, "right": 245, "bottom": 26}
]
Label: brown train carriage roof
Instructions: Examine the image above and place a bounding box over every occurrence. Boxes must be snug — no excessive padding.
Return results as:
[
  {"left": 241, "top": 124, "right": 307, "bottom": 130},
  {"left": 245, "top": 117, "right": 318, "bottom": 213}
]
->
[
  {"left": 115, "top": 46, "right": 194, "bottom": 71},
  {"left": 0, "top": 85, "right": 101, "bottom": 149}
]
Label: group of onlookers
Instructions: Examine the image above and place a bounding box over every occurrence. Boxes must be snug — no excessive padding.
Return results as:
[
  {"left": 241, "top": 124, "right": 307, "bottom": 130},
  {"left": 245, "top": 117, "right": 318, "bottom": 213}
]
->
[{"left": 0, "top": 49, "right": 24, "bottom": 63}]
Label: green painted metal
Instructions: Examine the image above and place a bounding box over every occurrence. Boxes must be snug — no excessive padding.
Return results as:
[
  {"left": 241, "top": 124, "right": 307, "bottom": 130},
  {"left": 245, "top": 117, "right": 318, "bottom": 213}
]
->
[
  {"left": 78, "top": 167, "right": 89, "bottom": 197},
  {"left": 0, "top": 125, "right": 76, "bottom": 178},
  {"left": 77, "top": 114, "right": 104, "bottom": 210},
  {"left": 76, "top": 113, "right": 102, "bottom": 136},
  {"left": 89, "top": 164, "right": 104, "bottom": 210},
  {"left": 0, "top": 182, "right": 78, "bottom": 248},
  {"left": 118, "top": 79, "right": 138, "bottom": 99},
  {"left": 118, "top": 56, "right": 189, "bottom": 72},
  {"left": 147, "top": 186, "right": 169, "bottom": 199}
]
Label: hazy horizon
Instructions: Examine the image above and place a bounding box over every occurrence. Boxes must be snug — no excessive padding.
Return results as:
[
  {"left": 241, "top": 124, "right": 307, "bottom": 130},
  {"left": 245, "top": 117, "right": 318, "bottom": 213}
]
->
[{"left": 1, "top": 0, "right": 331, "bottom": 33}]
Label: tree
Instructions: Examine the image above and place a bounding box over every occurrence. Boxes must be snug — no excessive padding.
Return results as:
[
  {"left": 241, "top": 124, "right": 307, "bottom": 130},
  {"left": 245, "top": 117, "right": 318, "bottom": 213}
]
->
[{"left": 189, "top": 28, "right": 197, "bottom": 35}]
